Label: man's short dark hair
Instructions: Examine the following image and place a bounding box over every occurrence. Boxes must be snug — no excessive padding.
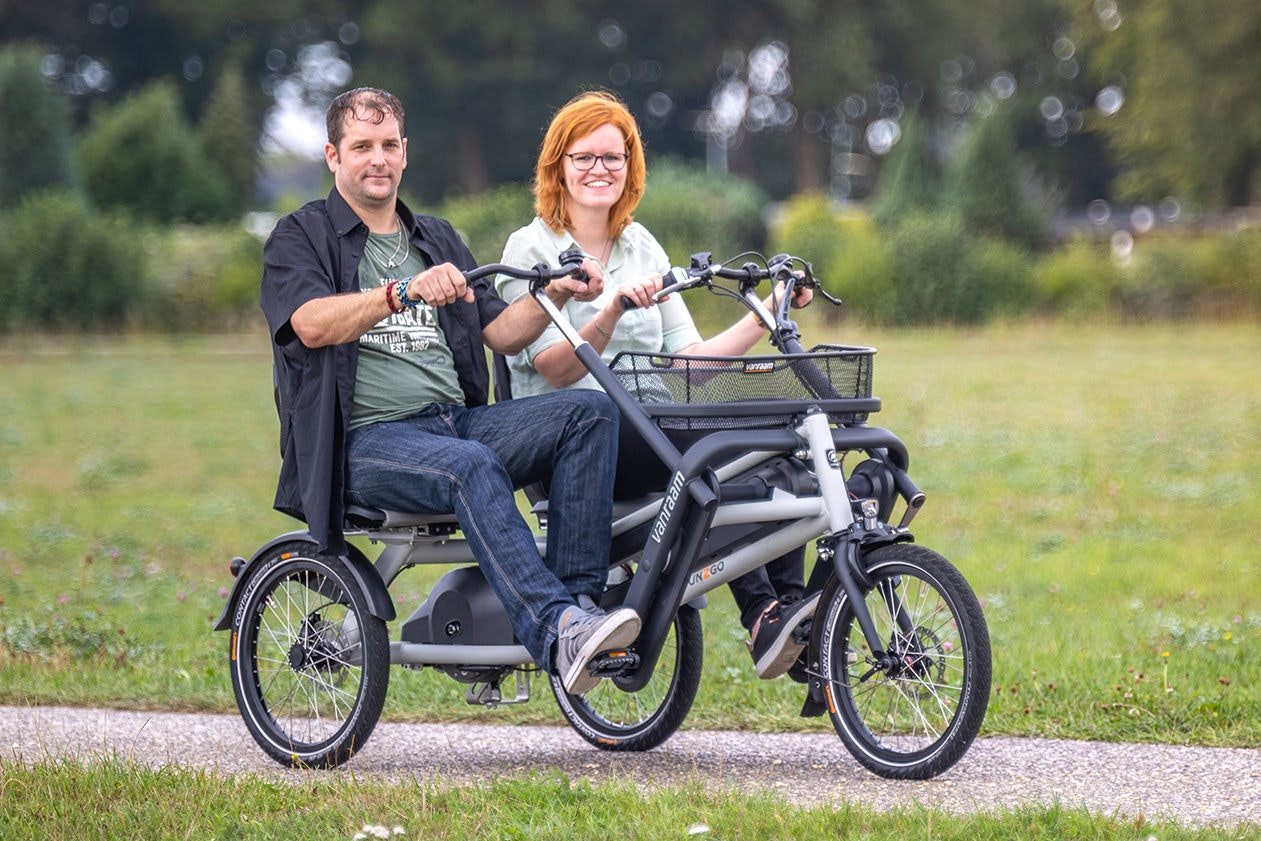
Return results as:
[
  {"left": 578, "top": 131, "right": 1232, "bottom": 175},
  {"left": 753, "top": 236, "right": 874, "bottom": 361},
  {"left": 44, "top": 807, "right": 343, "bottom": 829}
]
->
[{"left": 326, "top": 88, "right": 406, "bottom": 149}]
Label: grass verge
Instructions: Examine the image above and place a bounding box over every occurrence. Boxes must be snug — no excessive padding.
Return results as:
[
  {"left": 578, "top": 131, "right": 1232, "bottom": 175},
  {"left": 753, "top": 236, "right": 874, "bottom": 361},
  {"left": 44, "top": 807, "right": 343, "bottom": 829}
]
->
[{"left": 0, "top": 758, "right": 1251, "bottom": 840}]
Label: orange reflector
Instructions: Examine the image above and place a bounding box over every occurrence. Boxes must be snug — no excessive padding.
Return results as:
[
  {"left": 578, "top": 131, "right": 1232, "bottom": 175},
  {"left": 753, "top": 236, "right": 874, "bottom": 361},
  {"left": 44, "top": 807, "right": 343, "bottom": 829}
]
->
[
  {"left": 824, "top": 683, "right": 836, "bottom": 714},
  {"left": 230, "top": 632, "right": 238, "bottom": 661}
]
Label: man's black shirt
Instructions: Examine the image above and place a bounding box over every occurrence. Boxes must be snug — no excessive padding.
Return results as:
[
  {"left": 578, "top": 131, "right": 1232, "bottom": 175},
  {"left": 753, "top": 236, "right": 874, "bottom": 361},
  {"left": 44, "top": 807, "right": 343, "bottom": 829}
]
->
[{"left": 260, "top": 187, "right": 508, "bottom": 554}]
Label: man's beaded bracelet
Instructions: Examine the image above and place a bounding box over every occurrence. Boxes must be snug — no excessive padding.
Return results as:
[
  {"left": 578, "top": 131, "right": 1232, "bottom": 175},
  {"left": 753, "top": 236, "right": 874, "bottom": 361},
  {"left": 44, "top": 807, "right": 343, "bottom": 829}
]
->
[{"left": 399, "top": 276, "right": 422, "bottom": 308}]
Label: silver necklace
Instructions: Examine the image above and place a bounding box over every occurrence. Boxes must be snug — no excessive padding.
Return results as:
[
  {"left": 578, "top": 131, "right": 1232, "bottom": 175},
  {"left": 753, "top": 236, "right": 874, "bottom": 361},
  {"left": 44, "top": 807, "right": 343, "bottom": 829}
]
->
[{"left": 365, "top": 214, "right": 410, "bottom": 269}]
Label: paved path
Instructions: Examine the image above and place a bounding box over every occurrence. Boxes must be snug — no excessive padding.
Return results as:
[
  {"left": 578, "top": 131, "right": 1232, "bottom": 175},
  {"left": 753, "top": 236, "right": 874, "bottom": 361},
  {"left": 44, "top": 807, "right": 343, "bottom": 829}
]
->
[{"left": 1, "top": 705, "right": 1257, "bottom": 828}]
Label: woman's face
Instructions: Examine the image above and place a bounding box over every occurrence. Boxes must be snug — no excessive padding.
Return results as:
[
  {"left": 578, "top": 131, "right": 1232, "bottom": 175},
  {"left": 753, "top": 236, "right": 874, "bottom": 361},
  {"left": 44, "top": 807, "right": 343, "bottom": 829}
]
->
[{"left": 561, "top": 122, "right": 628, "bottom": 218}]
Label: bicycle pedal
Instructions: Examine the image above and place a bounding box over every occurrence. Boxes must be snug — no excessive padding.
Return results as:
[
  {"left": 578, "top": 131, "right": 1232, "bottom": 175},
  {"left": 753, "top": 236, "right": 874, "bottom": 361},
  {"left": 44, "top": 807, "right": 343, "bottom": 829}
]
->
[
  {"left": 792, "top": 618, "right": 813, "bottom": 645},
  {"left": 587, "top": 649, "right": 639, "bottom": 676}
]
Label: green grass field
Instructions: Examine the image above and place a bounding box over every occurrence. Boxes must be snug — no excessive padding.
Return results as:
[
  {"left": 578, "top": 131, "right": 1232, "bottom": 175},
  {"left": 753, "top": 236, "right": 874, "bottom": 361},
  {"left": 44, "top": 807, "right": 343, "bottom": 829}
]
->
[
  {"left": 2, "top": 759, "right": 1253, "bottom": 841},
  {"left": 1, "top": 322, "right": 1257, "bottom": 747}
]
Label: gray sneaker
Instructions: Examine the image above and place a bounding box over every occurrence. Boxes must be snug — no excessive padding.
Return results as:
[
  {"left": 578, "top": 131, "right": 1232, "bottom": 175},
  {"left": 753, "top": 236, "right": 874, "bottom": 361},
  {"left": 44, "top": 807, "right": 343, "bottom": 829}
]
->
[{"left": 555, "top": 606, "right": 641, "bottom": 695}]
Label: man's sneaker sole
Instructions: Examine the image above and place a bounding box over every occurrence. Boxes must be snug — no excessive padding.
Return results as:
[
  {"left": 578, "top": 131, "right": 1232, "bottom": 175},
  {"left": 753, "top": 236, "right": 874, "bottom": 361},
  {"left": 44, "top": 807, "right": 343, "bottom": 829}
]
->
[
  {"left": 561, "top": 607, "right": 640, "bottom": 695},
  {"left": 753, "top": 593, "right": 821, "bottom": 679}
]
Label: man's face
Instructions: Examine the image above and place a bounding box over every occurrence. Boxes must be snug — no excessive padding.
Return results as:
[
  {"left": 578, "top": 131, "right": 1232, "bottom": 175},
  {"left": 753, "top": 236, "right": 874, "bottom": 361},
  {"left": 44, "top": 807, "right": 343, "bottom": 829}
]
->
[{"left": 325, "top": 110, "right": 408, "bottom": 212}]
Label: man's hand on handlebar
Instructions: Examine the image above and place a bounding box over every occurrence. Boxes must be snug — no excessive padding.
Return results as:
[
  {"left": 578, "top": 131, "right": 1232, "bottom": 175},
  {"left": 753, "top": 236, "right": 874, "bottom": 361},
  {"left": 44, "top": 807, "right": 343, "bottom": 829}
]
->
[{"left": 406, "top": 263, "right": 476, "bottom": 306}]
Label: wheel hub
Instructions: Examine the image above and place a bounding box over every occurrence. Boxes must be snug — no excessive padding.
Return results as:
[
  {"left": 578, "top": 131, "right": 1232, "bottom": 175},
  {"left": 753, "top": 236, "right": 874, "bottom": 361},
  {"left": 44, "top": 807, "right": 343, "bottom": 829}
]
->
[
  {"left": 287, "top": 641, "right": 307, "bottom": 671},
  {"left": 887, "top": 625, "right": 943, "bottom": 682}
]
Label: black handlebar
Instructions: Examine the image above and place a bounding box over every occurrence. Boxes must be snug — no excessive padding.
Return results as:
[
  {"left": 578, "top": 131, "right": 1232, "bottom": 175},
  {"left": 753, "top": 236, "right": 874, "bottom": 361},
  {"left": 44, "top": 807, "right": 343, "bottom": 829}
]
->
[{"left": 464, "top": 247, "right": 588, "bottom": 291}]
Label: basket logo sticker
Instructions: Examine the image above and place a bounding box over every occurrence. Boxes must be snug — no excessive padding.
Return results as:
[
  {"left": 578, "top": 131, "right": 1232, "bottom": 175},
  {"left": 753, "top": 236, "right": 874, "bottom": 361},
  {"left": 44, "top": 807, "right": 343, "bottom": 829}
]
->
[
  {"left": 742, "top": 361, "right": 775, "bottom": 374},
  {"left": 826, "top": 448, "right": 839, "bottom": 469}
]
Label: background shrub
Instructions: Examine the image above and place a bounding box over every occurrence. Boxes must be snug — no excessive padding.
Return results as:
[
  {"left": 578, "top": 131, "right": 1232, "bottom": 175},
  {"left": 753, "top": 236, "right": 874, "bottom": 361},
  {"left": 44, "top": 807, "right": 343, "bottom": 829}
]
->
[
  {"left": 77, "top": 80, "right": 233, "bottom": 224},
  {"left": 871, "top": 109, "right": 940, "bottom": 227},
  {"left": 432, "top": 182, "right": 534, "bottom": 261},
  {"left": 884, "top": 212, "right": 1036, "bottom": 324},
  {"left": 0, "top": 189, "right": 148, "bottom": 331},
  {"left": 945, "top": 106, "right": 1049, "bottom": 250},
  {"left": 767, "top": 193, "right": 853, "bottom": 282},
  {"left": 1185, "top": 228, "right": 1261, "bottom": 316},
  {"left": 635, "top": 158, "right": 768, "bottom": 265},
  {"left": 768, "top": 195, "right": 893, "bottom": 322},
  {"left": 968, "top": 237, "right": 1039, "bottom": 320},
  {"left": 198, "top": 64, "right": 258, "bottom": 221},
  {"left": 822, "top": 224, "right": 896, "bottom": 323},
  {"left": 1117, "top": 235, "right": 1206, "bottom": 320},
  {"left": 1035, "top": 237, "right": 1118, "bottom": 319},
  {"left": 0, "top": 44, "right": 77, "bottom": 209},
  {"left": 137, "top": 225, "right": 264, "bottom": 331}
]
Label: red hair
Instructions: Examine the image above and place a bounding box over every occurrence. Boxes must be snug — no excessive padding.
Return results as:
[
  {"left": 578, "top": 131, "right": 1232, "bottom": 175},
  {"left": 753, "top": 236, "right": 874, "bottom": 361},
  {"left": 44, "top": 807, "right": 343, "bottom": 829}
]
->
[{"left": 533, "top": 91, "right": 646, "bottom": 239}]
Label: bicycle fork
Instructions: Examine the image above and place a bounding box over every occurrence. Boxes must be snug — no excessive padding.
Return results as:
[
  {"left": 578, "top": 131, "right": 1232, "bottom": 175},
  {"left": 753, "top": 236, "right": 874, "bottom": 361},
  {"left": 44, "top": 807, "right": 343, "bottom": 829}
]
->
[{"left": 800, "top": 410, "right": 912, "bottom": 673}]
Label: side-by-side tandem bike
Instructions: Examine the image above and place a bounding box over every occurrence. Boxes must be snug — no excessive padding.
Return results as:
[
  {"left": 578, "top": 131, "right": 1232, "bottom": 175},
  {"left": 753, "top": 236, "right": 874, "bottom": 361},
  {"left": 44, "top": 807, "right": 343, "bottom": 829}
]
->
[{"left": 216, "top": 250, "right": 992, "bottom": 780}]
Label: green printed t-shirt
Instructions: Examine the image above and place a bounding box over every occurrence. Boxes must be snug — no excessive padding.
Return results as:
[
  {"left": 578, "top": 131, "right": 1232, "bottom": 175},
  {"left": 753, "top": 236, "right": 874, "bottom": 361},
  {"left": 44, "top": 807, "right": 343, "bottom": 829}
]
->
[{"left": 350, "top": 231, "right": 464, "bottom": 430}]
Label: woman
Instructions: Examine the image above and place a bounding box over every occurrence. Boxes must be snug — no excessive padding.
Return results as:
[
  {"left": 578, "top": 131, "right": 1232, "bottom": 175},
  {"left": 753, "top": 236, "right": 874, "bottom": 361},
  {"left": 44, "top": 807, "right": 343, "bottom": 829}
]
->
[{"left": 496, "top": 91, "right": 815, "bottom": 680}]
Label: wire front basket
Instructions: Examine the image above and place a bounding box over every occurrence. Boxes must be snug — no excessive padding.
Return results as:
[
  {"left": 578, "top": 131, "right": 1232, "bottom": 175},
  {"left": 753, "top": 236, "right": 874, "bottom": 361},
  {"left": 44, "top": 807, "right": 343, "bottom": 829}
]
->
[{"left": 609, "top": 344, "right": 877, "bottom": 430}]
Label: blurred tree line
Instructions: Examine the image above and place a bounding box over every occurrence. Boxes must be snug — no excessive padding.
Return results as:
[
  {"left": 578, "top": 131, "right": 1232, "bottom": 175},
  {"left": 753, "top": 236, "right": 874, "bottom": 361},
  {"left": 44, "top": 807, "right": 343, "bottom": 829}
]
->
[
  {"left": 0, "top": 0, "right": 1258, "bottom": 331},
  {"left": 3, "top": 0, "right": 1258, "bottom": 208}
]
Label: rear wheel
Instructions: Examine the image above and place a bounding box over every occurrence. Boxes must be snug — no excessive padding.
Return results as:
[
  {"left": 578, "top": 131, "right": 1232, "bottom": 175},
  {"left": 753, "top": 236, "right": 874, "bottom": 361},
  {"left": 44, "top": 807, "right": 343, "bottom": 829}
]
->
[
  {"left": 817, "top": 544, "right": 990, "bottom": 779},
  {"left": 551, "top": 606, "right": 702, "bottom": 751},
  {"left": 229, "top": 544, "right": 389, "bottom": 768}
]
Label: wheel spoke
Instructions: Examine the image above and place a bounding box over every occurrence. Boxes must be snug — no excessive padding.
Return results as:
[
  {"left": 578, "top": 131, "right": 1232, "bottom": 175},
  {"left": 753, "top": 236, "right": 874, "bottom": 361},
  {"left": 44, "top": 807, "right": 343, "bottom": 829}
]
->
[
  {"left": 829, "top": 559, "right": 982, "bottom": 759},
  {"left": 245, "top": 565, "right": 364, "bottom": 747}
]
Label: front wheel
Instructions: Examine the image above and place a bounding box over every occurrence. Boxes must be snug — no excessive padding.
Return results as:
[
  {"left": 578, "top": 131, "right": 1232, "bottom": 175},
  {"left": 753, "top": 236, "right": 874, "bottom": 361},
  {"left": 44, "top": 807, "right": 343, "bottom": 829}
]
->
[
  {"left": 229, "top": 544, "right": 390, "bottom": 768},
  {"left": 550, "top": 605, "right": 702, "bottom": 751},
  {"left": 817, "top": 544, "right": 990, "bottom": 779}
]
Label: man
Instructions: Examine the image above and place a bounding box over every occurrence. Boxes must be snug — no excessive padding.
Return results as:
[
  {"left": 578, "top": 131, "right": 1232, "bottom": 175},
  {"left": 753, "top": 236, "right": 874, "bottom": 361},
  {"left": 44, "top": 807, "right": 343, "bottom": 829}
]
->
[{"left": 260, "top": 87, "right": 637, "bottom": 695}]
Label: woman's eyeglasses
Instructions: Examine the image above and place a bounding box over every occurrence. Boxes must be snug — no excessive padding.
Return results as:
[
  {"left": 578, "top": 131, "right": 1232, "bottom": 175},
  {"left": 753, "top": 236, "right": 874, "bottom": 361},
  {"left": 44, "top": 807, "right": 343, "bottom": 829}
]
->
[{"left": 564, "top": 152, "right": 628, "bottom": 171}]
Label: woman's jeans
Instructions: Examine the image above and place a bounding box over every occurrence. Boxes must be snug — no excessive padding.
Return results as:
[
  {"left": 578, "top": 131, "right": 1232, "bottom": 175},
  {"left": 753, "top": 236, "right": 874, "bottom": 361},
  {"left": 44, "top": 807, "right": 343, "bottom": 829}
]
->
[{"left": 345, "top": 390, "right": 617, "bottom": 672}]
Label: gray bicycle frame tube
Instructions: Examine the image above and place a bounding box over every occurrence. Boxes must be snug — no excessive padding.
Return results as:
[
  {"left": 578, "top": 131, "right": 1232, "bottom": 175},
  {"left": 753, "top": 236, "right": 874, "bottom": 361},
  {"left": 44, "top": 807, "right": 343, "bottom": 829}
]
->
[{"left": 365, "top": 449, "right": 786, "bottom": 586}]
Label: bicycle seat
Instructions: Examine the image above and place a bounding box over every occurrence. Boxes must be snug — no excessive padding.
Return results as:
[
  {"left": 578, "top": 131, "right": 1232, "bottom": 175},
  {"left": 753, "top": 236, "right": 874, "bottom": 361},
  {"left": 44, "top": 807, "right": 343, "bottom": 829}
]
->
[{"left": 344, "top": 504, "right": 460, "bottom": 534}]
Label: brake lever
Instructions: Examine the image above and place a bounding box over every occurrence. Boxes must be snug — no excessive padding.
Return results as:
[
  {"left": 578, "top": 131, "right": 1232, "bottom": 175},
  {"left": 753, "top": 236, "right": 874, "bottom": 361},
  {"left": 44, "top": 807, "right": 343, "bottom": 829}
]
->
[
  {"left": 817, "top": 286, "right": 843, "bottom": 306},
  {"left": 651, "top": 266, "right": 703, "bottom": 303}
]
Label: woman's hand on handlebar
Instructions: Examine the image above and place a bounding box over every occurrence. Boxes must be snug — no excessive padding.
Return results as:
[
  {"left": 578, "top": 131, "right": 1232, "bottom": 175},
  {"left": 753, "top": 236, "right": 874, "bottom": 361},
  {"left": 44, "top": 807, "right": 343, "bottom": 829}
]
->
[
  {"left": 776, "top": 277, "right": 813, "bottom": 310},
  {"left": 612, "top": 273, "right": 666, "bottom": 314}
]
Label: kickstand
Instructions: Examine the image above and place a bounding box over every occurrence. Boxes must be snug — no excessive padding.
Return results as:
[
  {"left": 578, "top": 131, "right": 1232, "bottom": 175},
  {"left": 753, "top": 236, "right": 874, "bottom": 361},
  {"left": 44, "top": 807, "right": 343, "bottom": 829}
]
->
[{"left": 466, "top": 670, "right": 532, "bottom": 707}]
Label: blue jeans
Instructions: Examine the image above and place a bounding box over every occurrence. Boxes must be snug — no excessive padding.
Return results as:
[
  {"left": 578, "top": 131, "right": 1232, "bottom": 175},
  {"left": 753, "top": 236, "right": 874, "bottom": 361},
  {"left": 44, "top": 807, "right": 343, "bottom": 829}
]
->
[{"left": 344, "top": 390, "right": 617, "bottom": 672}]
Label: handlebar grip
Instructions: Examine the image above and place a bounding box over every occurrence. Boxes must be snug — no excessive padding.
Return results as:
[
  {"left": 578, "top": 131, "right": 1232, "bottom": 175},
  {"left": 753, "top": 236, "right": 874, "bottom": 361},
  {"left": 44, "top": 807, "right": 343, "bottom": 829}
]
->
[
  {"left": 619, "top": 295, "right": 637, "bottom": 311},
  {"left": 651, "top": 266, "right": 692, "bottom": 303}
]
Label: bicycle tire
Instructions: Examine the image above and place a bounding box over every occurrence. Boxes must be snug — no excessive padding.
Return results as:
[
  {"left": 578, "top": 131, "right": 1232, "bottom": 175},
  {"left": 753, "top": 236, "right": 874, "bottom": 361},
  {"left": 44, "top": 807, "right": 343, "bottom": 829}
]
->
[
  {"left": 229, "top": 543, "right": 390, "bottom": 768},
  {"left": 816, "top": 544, "right": 990, "bottom": 779},
  {"left": 550, "top": 605, "right": 702, "bottom": 751}
]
